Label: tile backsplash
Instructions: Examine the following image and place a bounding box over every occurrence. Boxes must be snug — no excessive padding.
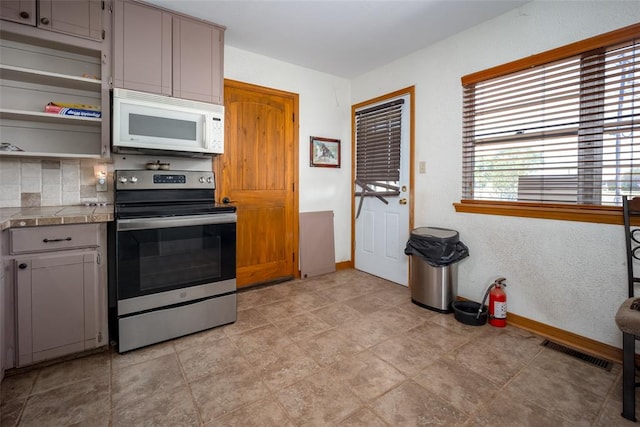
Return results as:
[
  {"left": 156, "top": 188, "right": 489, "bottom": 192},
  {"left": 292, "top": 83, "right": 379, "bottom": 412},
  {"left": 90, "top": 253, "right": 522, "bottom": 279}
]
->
[{"left": 0, "top": 158, "right": 113, "bottom": 208}]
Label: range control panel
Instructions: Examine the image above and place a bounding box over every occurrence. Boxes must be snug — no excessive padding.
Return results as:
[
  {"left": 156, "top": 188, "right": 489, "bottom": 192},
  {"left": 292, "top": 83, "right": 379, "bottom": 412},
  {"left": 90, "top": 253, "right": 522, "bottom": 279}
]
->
[{"left": 115, "top": 170, "right": 215, "bottom": 190}]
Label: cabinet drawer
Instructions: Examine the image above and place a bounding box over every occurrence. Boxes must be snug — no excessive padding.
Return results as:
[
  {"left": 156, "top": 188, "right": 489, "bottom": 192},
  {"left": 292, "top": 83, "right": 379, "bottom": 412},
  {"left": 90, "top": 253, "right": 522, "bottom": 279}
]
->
[{"left": 10, "top": 224, "right": 99, "bottom": 254}]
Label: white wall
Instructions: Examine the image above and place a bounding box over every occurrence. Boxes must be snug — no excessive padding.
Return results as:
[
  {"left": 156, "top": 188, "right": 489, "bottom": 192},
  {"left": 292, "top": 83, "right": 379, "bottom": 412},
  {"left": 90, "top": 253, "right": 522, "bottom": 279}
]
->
[
  {"left": 224, "top": 47, "right": 352, "bottom": 262},
  {"left": 352, "top": 0, "right": 640, "bottom": 347}
]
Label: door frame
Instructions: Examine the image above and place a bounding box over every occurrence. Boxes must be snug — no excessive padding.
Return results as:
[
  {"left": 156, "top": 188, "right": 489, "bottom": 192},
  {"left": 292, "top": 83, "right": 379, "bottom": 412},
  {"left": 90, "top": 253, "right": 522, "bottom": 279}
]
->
[
  {"left": 215, "top": 78, "right": 300, "bottom": 283},
  {"left": 351, "top": 86, "right": 415, "bottom": 276}
]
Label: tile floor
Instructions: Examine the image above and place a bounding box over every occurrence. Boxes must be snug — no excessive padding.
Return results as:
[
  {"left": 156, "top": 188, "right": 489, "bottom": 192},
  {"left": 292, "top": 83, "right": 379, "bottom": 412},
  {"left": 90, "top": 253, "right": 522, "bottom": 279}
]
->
[{"left": 0, "top": 269, "right": 636, "bottom": 426}]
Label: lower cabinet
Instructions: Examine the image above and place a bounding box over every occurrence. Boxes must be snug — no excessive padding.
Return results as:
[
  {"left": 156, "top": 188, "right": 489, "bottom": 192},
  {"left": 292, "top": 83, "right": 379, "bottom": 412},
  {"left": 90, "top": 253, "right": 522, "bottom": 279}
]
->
[
  {"left": 5, "top": 223, "right": 107, "bottom": 368},
  {"left": 0, "top": 239, "right": 4, "bottom": 381},
  {"left": 14, "top": 251, "right": 100, "bottom": 366}
]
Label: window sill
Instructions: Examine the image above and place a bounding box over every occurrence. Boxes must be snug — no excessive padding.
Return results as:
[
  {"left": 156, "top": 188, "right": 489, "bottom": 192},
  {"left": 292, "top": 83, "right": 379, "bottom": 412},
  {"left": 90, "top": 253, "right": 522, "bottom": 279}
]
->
[{"left": 453, "top": 200, "right": 625, "bottom": 225}]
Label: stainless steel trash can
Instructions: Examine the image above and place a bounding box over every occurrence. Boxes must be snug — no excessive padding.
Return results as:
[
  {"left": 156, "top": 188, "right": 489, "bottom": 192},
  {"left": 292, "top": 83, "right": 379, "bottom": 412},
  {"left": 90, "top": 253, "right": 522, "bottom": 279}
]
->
[
  {"left": 405, "top": 227, "right": 468, "bottom": 313},
  {"left": 409, "top": 255, "right": 458, "bottom": 313}
]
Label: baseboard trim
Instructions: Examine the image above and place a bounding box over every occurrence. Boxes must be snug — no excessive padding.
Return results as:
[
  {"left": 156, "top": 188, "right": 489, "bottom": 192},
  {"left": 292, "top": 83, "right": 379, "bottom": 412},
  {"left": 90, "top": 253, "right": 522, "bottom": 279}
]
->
[
  {"left": 455, "top": 296, "right": 623, "bottom": 364},
  {"left": 506, "top": 311, "right": 623, "bottom": 364},
  {"left": 336, "top": 261, "right": 353, "bottom": 270}
]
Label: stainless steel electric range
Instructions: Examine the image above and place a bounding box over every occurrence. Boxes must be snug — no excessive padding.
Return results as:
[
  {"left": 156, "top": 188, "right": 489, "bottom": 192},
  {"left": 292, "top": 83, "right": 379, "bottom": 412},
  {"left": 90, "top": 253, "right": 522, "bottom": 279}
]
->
[{"left": 108, "top": 170, "right": 236, "bottom": 352}]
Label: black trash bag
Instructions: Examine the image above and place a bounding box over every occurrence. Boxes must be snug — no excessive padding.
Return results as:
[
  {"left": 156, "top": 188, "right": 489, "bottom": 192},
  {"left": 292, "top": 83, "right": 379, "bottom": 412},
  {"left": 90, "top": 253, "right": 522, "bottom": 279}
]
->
[{"left": 404, "top": 227, "right": 469, "bottom": 267}]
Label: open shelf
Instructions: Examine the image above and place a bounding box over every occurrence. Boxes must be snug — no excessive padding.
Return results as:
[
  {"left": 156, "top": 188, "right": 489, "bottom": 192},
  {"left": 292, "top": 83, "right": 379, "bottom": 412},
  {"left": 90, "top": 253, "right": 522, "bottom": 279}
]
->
[
  {"left": 0, "top": 21, "right": 109, "bottom": 160},
  {"left": 0, "top": 108, "right": 101, "bottom": 125},
  {"left": 0, "top": 150, "right": 102, "bottom": 159},
  {"left": 0, "top": 64, "right": 101, "bottom": 91}
]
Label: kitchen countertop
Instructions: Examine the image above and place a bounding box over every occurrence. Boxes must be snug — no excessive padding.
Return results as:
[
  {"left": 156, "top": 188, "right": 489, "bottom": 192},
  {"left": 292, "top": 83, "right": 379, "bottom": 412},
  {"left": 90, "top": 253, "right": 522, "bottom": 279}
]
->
[{"left": 0, "top": 205, "right": 114, "bottom": 230}]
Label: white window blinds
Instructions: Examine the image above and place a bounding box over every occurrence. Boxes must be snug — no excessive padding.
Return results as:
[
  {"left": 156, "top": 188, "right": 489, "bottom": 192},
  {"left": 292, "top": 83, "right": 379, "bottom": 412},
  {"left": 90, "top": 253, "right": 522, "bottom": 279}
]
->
[{"left": 462, "top": 35, "right": 639, "bottom": 207}]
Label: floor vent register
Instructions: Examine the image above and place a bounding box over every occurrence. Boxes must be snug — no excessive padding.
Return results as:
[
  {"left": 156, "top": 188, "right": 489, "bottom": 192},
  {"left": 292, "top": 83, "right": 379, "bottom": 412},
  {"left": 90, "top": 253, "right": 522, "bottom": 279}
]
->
[{"left": 541, "top": 339, "right": 613, "bottom": 371}]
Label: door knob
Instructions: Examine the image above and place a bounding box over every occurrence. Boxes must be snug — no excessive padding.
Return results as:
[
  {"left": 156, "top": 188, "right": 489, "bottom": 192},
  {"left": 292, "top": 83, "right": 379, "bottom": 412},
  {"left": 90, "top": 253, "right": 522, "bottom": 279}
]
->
[
  {"left": 20, "top": 11, "right": 29, "bottom": 19},
  {"left": 221, "top": 197, "right": 234, "bottom": 204},
  {"left": 40, "top": 17, "right": 50, "bottom": 25},
  {"left": 399, "top": 198, "right": 407, "bottom": 205},
  {"left": 18, "top": 263, "right": 28, "bottom": 270}
]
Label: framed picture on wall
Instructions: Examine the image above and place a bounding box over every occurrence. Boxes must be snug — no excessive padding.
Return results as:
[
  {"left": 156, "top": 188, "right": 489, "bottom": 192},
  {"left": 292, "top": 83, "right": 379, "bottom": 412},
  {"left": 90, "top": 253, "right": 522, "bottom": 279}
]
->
[{"left": 310, "top": 136, "right": 340, "bottom": 168}]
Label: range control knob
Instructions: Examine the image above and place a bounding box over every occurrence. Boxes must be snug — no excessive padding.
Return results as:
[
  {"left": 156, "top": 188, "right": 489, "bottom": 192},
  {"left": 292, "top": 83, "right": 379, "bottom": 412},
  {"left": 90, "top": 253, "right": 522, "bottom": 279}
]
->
[
  {"left": 206, "top": 176, "right": 213, "bottom": 183},
  {"left": 199, "top": 176, "right": 206, "bottom": 183},
  {"left": 129, "top": 176, "right": 138, "bottom": 183},
  {"left": 118, "top": 176, "right": 128, "bottom": 184}
]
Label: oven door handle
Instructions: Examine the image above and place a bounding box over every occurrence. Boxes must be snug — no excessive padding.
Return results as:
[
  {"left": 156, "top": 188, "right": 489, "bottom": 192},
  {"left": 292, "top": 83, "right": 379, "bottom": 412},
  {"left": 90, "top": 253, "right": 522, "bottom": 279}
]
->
[{"left": 117, "top": 213, "right": 237, "bottom": 231}]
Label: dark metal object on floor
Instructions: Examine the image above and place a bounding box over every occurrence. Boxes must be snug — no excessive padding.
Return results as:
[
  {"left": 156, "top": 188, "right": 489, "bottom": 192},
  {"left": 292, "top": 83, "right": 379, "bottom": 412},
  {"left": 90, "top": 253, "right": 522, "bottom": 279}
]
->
[
  {"left": 614, "top": 196, "right": 640, "bottom": 422},
  {"left": 451, "top": 301, "right": 487, "bottom": 326}
]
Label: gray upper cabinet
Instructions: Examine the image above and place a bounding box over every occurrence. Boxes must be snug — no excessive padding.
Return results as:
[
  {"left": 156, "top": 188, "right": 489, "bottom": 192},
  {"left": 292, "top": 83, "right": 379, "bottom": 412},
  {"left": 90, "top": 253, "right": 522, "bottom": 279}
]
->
[
  {"left": 113, "top": 0, "right": 172, "bottom": 96},
  {"left": 113, "top": 0, "right": 224, "bottom": 105},
  {"left": 0, "top": 1, "right": 104, "bottom": 41},
  {"left": 172, "top": 15, "right": 223, "bottom": 104},
  {"left": 38, "top": 0, "right": 104, "bottom": 41},
  {"left": 0, "top": 1, "right": 37, "bottom": 26}
]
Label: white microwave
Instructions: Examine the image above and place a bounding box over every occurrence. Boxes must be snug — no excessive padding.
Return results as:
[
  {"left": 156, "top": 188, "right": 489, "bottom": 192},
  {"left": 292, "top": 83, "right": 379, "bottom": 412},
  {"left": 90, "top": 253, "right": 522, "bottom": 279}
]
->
[{"left": 112, "top": 88, "right": 224, "bottom": 156}]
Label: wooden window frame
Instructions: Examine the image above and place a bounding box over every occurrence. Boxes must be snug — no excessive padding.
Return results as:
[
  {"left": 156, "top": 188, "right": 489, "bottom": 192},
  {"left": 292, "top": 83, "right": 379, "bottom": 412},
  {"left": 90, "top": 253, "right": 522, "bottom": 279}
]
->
[{"left": 455, "top": 22, "right": 640, "bottom": 225}]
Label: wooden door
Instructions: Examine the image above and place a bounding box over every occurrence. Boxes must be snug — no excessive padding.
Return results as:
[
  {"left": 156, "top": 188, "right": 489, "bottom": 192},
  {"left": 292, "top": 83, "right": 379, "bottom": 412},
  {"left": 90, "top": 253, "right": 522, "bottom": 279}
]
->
[
  {"left": 216, "top": 80, "right": 298, "bottom": 288},
  {"left": 173, "top": 15, "right": 224, "bottom": 104}
]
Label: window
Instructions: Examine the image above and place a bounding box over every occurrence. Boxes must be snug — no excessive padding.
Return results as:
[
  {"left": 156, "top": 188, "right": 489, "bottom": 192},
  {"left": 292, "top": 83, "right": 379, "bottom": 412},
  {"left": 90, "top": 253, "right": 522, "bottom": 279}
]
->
[
  {"left": 354, "top": 99, "right": 404, "bottom": 214},
  {"left": 459, "top": 23, "right": 640, "bottom": 222}
]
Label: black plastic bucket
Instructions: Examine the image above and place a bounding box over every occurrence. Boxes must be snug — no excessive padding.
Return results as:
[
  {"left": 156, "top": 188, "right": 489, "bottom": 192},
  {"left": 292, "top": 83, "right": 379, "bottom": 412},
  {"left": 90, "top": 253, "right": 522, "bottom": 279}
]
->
[{"left": 452, "top": 301, "right": 487, "bottom": 326}]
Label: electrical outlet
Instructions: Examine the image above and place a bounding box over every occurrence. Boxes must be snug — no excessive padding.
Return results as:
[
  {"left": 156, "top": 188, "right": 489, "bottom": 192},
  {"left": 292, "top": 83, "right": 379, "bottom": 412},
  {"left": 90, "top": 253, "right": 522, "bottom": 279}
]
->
[
  {"left": 419, "top": 161, "right": 426, "bottom": 174},
  {"left": 96, "top": 174, "right": 108, "bottom": 192}
]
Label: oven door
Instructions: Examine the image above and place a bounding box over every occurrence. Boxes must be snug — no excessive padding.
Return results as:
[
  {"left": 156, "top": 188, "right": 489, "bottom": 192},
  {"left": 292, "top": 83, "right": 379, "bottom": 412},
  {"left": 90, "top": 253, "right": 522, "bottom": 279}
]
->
[{"left": 115, "top": 213, "right": 236, "bottom": 303}]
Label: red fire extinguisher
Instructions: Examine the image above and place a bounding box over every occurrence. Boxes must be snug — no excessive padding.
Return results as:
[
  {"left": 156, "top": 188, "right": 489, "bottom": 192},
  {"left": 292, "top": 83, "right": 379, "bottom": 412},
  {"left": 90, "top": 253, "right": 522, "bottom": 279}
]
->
[{"left": 488, "top": 277, "right": 507, "bottom": 327}]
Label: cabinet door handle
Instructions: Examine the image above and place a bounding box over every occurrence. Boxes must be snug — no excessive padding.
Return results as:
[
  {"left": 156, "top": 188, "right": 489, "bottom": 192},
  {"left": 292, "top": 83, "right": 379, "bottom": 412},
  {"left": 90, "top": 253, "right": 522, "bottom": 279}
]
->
[
  {"left": 40, "top": 17, "right": 50, "bottom": 25},
  {"left": 20, "top": 11, "right": 30, "bottom": 19},
  {"left": 43, "top": 237, "right": 72, "bottom": 243},
  {"left": 18, "top": 263, "right": 28, "bottom": 270}
]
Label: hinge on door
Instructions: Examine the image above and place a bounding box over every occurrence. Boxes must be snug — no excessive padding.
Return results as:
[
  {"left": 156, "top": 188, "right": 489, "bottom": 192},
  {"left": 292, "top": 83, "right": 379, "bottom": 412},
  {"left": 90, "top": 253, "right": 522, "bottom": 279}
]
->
[
  {"left": 102, "top": 30, "right": 105, "bottom": 40},
  {"left": 292, "top": 113, "right": 295, "bottom": 122},
  {"left": 98, "top": 331, "right": 103, "bottom": 343},
  {"left": 292, "top": 182, "right": 295, "bottom": 192},
  {"left": 97, "top": 253, "right": 101, "bottom": 265},
  {"left": 102, "top": 1, "right": 105, "bottom": 10}
]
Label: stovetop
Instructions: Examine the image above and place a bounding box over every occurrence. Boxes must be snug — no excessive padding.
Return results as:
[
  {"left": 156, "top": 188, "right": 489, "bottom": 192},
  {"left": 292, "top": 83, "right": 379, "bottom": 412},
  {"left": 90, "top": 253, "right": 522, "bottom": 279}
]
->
[{"left": 114, "top": 169, "right": 235, "bottom": 219}]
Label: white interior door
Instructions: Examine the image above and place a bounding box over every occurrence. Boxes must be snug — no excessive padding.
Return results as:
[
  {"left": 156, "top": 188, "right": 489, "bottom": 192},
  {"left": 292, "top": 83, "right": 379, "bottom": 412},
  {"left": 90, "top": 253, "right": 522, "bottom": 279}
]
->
[{"left": 354, "top": 94, "right": 411, "bottom": 286}]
